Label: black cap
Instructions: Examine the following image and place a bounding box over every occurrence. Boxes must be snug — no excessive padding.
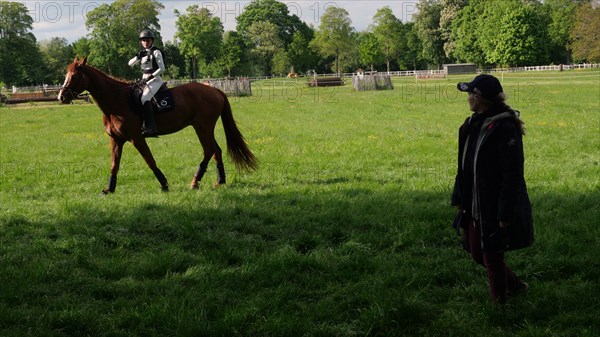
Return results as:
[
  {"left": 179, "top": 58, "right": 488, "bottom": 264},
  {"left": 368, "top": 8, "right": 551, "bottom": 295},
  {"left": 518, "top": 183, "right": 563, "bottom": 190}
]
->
[{"left": 457, "top": 74, "right": 503, "bottom": 101}]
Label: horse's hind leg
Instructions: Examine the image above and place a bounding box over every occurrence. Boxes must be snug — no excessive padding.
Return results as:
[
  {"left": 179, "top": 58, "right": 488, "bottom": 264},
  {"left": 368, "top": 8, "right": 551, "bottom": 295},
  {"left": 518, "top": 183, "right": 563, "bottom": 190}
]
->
[
  {"left": 190, "top": 160, "right": 209, "bottom": 189},
  {"left": 190, "top": 126, "right": 216, "bottom": 189},
  {"left": 214, "top": 141, "right": 226, "bottom": 185}
]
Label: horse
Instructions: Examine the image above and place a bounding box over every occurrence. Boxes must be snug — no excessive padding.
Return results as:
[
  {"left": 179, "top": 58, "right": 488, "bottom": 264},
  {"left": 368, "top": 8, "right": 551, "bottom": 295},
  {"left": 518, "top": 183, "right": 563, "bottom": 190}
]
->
[{"left": 58, "top": 57, "right": 257, "bottom": 194}]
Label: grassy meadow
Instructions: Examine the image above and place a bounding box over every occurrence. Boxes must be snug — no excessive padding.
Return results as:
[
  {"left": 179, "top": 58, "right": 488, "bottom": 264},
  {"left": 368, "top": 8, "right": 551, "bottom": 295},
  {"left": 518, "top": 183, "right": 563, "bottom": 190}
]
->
[{"left": 1, "top": 70, "right": 599, "bottom": 336}]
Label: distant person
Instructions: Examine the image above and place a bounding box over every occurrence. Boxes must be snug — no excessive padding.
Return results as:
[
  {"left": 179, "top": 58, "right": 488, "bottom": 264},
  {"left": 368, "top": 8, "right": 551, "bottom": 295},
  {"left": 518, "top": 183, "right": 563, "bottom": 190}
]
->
[
  {"left": 128, "top": 29, "right": 165, "bottom": 137},
  {"left": 451, "top": 74, "right": 534, "bottom": 304}
]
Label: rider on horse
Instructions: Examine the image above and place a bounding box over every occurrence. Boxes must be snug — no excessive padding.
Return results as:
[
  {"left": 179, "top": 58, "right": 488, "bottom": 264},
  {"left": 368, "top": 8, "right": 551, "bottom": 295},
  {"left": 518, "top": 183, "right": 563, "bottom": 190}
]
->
[{"left": 128, "top": 29, "right": 165, "bottom": 137}]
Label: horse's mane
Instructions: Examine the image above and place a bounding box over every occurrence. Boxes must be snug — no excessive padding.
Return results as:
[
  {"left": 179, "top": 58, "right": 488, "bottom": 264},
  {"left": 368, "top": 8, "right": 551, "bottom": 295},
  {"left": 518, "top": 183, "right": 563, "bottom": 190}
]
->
[
  {"left": 86, "top": 65, "right": 131, "bottom": 86},
  {"left": 69, "top": 61, "right": 130, "bottom": 87}
]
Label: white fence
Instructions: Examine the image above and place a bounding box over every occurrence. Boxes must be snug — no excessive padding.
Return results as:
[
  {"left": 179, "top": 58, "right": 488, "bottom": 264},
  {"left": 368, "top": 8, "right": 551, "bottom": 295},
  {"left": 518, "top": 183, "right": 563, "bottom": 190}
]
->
[
  {"left": 3, "top": 63, "right": 599, "bottom": 95},
  {"left": 486, "top": 63, "right": 600, "bottom": 73}
]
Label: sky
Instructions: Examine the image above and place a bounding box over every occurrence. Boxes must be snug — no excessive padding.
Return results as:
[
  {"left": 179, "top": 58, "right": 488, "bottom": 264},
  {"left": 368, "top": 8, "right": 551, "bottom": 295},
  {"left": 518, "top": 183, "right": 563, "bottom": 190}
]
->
[{"left": 21, "top": 0, "right": 419, "bottom": 43}]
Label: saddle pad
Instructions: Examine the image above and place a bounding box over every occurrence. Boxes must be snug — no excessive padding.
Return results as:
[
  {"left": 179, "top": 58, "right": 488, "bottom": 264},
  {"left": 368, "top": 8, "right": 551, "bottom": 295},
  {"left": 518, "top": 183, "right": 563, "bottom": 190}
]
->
[
  {"left": 129, "top": 85, "right": 175, "bottom": 114},
  {"left": 154, "top": 88, "right": 175, "bottom": 112}
]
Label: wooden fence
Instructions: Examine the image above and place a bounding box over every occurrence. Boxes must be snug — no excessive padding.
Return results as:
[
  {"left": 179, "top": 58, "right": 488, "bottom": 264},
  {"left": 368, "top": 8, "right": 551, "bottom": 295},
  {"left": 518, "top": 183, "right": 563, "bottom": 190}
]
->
[
  {"left": 3, "top": 87, "right": 62, "bottom": 104},
  {"left": 307, "top": 77, "right": 345, "bottom": 87}
]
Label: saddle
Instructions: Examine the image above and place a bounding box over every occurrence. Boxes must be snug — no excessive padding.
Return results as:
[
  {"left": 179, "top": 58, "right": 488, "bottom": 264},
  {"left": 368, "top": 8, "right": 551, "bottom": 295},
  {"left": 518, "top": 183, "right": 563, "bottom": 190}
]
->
[{"left": 130, "top": 82, "right": 175, "bottom": 114}]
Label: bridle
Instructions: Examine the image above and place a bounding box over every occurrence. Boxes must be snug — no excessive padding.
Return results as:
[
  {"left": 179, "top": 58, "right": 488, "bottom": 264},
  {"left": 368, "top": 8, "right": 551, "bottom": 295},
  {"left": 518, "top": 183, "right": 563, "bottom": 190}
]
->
[{"left": 60, "top": 70, "right": 85, "bottom": 103}]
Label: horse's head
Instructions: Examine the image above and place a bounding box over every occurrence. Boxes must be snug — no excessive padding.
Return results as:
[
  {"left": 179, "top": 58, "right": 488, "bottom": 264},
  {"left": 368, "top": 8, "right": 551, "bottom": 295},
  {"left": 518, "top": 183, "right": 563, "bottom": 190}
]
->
[{"left": 58, "top": 57, "right": 89, "bottom": 104}]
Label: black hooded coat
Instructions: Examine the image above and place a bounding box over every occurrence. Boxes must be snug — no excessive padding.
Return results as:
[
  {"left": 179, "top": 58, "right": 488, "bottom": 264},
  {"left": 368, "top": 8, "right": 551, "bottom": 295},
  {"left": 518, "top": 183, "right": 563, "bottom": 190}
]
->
[{"left": 452, "top": 111, "right": 534, "bottom": 252}]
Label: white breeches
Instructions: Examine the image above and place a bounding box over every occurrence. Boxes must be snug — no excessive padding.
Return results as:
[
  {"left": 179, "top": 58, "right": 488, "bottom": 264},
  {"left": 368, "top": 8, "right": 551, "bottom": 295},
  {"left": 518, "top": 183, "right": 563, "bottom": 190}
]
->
[{"left": 141, "top": 78, "right": 162, "bottom": 104}]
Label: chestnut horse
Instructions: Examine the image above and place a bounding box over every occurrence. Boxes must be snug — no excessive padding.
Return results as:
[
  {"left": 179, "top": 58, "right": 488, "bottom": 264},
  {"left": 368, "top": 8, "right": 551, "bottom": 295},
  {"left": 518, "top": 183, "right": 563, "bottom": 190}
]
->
[{"left": 58, "top": 57, "right": 257, "bottom": 194}]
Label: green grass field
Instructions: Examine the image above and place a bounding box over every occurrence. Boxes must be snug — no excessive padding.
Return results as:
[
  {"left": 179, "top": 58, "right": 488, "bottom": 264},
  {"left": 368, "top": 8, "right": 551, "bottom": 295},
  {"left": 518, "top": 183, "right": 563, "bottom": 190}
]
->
[{"left": 1, "top": 70, "right": 599, "bottom": 337}]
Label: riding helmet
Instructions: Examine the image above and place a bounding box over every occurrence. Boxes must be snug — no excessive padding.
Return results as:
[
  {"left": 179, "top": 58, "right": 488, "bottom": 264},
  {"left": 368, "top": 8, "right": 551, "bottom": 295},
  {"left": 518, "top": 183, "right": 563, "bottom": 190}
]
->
[{"left": 139, "top": 29, "right": 155, "bottom": 40}]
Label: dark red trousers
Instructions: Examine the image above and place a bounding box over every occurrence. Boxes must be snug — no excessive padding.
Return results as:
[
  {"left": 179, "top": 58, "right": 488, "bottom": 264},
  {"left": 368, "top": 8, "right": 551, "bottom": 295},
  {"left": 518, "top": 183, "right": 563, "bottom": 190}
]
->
[{"left": 467, "top": 221, "right": 525, "bottom": 302}]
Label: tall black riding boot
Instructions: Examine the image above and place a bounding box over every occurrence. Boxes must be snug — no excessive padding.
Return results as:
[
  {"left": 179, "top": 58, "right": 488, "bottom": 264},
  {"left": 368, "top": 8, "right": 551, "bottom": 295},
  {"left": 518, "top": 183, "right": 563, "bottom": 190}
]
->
[{"left": 142, "top": 101, "right": 158, "bottom": 137}]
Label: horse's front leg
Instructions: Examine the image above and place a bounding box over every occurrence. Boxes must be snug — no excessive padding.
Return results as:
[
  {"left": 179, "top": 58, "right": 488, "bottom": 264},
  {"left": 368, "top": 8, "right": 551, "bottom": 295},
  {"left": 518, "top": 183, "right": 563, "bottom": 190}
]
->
[
  {"left": 131, "top": 138, "right": 169, "bottom": 191},
  {"left": 102, "top": 137, "right": 124, "bottom": 194}
]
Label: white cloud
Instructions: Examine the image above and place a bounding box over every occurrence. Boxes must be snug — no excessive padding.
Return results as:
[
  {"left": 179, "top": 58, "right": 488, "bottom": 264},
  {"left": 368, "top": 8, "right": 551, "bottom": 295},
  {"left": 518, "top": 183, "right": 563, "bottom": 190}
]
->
[
  {"left": 25, "top": 0, "right": 107, "bottom": 41},
  {"left": 23, "top": 0, "right": 418, "bottom": 43}
]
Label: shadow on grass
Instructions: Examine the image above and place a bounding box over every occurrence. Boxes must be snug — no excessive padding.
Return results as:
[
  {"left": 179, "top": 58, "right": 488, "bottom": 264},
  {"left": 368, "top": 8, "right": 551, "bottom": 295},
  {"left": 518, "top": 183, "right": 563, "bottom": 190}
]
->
[{"left": 0, "top": 185, "right": 598, "bottom": 336}]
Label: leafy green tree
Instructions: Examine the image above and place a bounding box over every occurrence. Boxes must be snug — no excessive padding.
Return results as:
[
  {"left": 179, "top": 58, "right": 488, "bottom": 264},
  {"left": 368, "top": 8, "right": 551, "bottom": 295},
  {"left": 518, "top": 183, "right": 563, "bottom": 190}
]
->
[
  {"left": 86, "top": 0, "right": 163, "bottom": 77},
  {"left": 163, "top": 41, "right": 186, "bottom": 79},
  {"left": 235, "top": 0, "right": 310, "bottom": 46},
  {"left": 358, "top": 32, "right": 384, "bottom": 72},
  {"left": 310, "top": 6, "right": 354, "bottom": 75},
  {"left": 0, "top": 1, "right": 44, "bottom": 86},
  {"left": 86, "top": 4, "right": 115, "bottom": 73},
  {"left": 449, "top": 0, "right": 487, "bottom": 66},
  {"left": 543, "top": 0, "right": 580, "bottom": 64},
  {"left": 40, "top": 37, "right": 74, "bottom": 84},
  {"left": 0, "top": 1, "right": 33, "bottom": 42},
  {"left": 478, "top": 0, "right": 549, "bottom": 67},
  {"left": 439, "top": 0, "right": 468, "bottom": 60},
  {"left": 400, "top": 22, "right": 426, "bottom": 70},
  {"left": 571, "top": 2, "right": 600, "bottom": 62},
  {"left": 340, "top": 32, "right": 362, "bottom": 73},
  {"left": 413, "top": 0, "right": 446, "bottom": 68},
  {"left": 398, "top": 22, "right": 427, "bottom": 70},
  {"left": 175, "top": 5, "right": 223, "bottom": 79},
  {"left": 272, "top": 50, "right": 291, "bottom": 75},
  {"left": 72, "top": 37, "right": 91, "bottom": 58},
  {"left": 451, "top": 0, "right": 551, "bottom": 67},
  {"left": 221, "top": 31, "right": 244, "bottom": 77},
  {"left": 247, "top": 21, "right": 283, "bottom": 75},
  {"left": 165, "top": 64, "right": 180, "bottom": 80},
  {"left": 287, "top": 30, "right": 318, "bottom": 74},
  {"left": 371, "top": 6, "right": 403, "bottom": 72}
]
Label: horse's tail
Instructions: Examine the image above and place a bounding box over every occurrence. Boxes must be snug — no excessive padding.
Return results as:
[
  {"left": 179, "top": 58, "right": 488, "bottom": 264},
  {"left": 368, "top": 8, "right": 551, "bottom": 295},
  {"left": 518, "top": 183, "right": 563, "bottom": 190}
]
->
[{"left": 218, "top": 90, "right": 258, "bottom": 172}]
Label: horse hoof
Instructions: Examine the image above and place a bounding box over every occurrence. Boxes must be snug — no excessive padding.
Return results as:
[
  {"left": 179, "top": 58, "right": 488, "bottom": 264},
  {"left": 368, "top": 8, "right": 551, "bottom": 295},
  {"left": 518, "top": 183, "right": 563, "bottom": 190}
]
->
[
  {"left": 190, "top": 184, "right": 199, "bottom": 190},
  {"left": 101, "top": 188, "right": 113, "bottom": 195},
  {"left": 161, "top": 186, "right": 169, "bottom": 192}
]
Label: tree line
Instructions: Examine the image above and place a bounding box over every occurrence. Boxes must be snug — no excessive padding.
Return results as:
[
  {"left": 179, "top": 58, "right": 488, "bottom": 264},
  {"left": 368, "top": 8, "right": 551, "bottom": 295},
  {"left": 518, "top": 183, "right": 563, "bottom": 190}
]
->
[{"left": 1, "top": 0, "right": 599, "bottom": 87}]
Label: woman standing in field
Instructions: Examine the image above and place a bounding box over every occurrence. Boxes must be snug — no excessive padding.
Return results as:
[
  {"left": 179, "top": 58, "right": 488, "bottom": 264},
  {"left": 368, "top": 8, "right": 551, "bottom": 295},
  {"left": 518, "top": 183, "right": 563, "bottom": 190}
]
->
[{"left": 452, "top": 74, "right": 534, "bottom": 304}]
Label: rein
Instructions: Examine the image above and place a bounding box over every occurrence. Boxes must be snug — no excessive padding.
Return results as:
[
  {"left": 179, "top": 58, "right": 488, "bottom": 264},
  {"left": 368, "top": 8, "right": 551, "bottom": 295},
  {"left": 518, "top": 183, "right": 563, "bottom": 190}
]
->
[{"left": 63, "top": 65, "right": 142, "bottom": 99}]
